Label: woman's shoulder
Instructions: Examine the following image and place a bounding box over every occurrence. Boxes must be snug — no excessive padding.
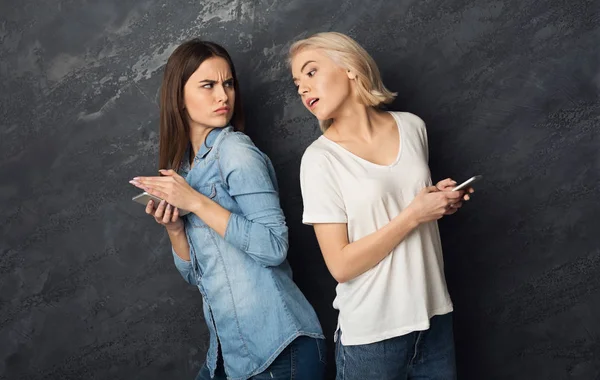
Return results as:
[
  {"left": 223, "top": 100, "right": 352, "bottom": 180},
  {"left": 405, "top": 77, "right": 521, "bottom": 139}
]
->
[
  {"left": 220, "top": 128, "right": 254, "bottom": 144},
  {"left": 300, "top": 137, "right": 338, "bottom": 170},
  {"left": 217, "top": 129, "right": 258, "bottom": 153},
  {"left": 389, "top": 111, "right": 426, "bottom": 129},
  {"left": 215, "top": 129, "right": 272, "bottom": 173},
  {"left": 303, "top": 136, "right": 331, "bottom": 156}
]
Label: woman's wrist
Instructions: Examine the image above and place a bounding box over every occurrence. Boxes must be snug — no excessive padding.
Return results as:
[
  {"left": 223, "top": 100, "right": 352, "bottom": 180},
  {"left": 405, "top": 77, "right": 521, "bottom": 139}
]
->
[
  {"left": 189, "top": 191, "right": 208, "bottom": 216},
  {"left": 399, "top": 206, "right": 421, "bottom": 229},
  {"left": 166, "top": 223, "right": 185, "bottom": 235}
]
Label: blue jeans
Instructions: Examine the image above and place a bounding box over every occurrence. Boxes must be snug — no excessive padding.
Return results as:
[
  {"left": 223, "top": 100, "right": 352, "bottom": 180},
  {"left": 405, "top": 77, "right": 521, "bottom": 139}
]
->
[
  {"left": 195, "top": 336, "right": 327, "bottom": 380},
  {"left": 335, "top": 313, "right": 456, "bottom": 380}
]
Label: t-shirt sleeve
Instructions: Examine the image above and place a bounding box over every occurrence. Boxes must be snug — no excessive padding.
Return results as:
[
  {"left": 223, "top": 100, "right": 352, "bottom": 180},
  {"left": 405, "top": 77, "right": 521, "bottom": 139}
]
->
[
  {"left": 419, "top": 116, "right": 429, "bottom": 163},
  {"left": 398, "top": 112, "right": 429, "bottom": 163},
  {"left": 299, "top": 148, "right": 347, "bottom": 225}
]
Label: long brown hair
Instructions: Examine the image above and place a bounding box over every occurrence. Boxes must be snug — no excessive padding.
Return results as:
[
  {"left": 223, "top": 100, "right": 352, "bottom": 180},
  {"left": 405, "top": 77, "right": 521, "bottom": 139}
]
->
[{"left": 158, "top": 39, "right": 245, "bottom": 172}]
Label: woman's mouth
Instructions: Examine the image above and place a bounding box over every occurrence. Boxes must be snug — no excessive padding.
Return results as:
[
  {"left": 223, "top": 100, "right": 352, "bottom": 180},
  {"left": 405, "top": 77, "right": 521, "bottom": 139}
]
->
[
  {"left": 306, "top": 98, "right": 319, "bottom": 109},
  {"left": 214, "top": 106, "right": 230, "bottom": 114}
]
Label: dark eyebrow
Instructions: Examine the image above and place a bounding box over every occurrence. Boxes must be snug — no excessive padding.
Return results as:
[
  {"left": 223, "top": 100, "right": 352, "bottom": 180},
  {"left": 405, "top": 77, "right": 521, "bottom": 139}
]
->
[
  {"left": 292, "top": 60, "right": 317, "bottom": 81},
  {"left": 199, "top": 78, "right": 234, "bottom": 84}
]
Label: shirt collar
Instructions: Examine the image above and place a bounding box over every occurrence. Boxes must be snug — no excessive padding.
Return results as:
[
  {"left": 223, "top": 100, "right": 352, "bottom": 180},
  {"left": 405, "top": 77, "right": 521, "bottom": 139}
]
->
[{"left": 197, "top": 126, "right": 225, "bottom": 159}]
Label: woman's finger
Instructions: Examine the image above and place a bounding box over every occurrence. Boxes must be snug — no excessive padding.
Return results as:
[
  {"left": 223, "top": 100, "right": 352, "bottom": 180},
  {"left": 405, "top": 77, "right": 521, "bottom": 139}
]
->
[
  {"left": 171, "top": 207, "right": 180, "bottom": 223},
  {"left": 130, "top": 180, "right": 148, "bottom": 192},
  {"left": 154, "top": 199, "right": 167, "bottom": 218},
  {"left": 144, "top": 187, "right": 168, "bottom": 200},
  {"left": 145, "top": 200, "right": 154, "bottom": 214},
  {"left": 439, "top": 178, "right": 456, "bottom": 188},
  {"left": 137, "top": 181, "right": 170, "bottom": 193},
  {"left": 162, "top": 204, "right": 173, "bottom": 224},
  {"left": 134, "top": 176, "right": 175, "bottom": 186},
  {"left": 131, "top": 179, "right": 172, "bottom": 198},
  {"left": 443, "top": 200, "right": 461, "bottom": 215},
  {"left": 133, "top": 176, "right": 170, "bottom": 183},
  {"left": 158, "top": 169, "right": 181, "bottom": 178}
]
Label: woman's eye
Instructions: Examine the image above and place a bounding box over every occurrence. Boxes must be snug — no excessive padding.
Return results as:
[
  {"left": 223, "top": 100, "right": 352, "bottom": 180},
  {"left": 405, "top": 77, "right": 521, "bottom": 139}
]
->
[
  {"left": 224, "top": 81, "right": 233, "bottom": 87},
  {"left": 202, "top": 83, "right": 213, "bottom": 89},
  {"left": 307, "top": 69, "right": 316, "bottom": 77}
]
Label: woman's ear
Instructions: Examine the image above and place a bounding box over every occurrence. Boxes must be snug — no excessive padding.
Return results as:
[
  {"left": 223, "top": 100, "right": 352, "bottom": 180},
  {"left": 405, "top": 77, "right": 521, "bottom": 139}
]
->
[{"left": 346, "top": 70, "right": 357, "bottom": 80}]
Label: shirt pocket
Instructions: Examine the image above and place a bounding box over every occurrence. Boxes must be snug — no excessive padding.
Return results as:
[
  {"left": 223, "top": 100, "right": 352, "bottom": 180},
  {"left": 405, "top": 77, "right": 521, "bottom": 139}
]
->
[{"left": 187, "top": 183, "right": 218, "bottom": 228}]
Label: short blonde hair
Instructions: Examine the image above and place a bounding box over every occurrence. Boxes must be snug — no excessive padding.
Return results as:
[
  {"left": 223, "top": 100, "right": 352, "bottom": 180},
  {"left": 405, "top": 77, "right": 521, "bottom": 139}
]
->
[{"left": 289, "top": 32, "right": 397, "bottom": 132}]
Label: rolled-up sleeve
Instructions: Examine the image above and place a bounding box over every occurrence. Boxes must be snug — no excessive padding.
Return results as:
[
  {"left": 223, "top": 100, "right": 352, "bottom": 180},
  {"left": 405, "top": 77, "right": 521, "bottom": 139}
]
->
[
  {"left": 171, "top": 247, "right": 197, "bottom": 285},
  {"left": 219, "top": 134, "right": 289, "bottom": 267}
]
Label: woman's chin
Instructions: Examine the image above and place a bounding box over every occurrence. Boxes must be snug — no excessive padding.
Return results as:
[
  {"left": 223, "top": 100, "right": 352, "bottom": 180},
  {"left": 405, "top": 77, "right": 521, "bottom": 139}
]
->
[
  {"left": 200, "top": 114, "right": 234, "bottom": 128},
  {"left": 213, "top": 113, "right": 233, "bottom": 125},
  {"left": 189, "top": 118, "right": 232, "bottom": 129},
  {"left": 313, "top": 110, "right": 331, "bottom": 121}
]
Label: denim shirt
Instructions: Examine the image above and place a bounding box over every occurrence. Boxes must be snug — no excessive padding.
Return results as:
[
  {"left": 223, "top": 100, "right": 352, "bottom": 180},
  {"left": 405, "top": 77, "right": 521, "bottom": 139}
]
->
[{"left": 171, "top": 126, "right": 324, "bottom": 380}]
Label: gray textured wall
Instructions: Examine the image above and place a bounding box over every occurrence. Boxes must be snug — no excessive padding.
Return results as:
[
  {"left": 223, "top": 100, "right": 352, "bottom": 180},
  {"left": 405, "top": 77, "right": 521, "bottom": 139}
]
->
[{"left": 1, "top": 0, "right": 599, "bottom": 379}]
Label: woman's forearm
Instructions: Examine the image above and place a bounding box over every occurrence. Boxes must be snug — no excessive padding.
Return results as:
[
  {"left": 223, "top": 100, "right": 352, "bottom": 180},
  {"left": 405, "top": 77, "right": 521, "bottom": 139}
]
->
[{"left": 168, "top": 226, "right": 191, "bottom": 262}]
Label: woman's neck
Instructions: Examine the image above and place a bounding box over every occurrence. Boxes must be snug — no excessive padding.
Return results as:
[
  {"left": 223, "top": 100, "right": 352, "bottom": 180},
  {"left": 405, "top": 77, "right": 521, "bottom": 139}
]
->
[
  {"left": 327, "top": 103, "right": 383, "bottom": 143},
  {"left": 189, "top": 125, "right": 215, "bottom": 157}
]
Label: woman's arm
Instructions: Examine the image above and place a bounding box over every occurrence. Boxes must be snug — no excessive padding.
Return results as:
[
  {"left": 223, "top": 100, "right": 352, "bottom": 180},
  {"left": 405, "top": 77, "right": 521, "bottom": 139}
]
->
[
  {"left": 300, "top": 154, "right": 464, "bottom": 283},
  {"left": 168, "top": 226, "right": 198, "bottom": 286},
  {"left": 313, "top": 208, "right": 419, "bottom": 283},
  {"left": 313, "top": 186, "right": 463, "bottom": 283},
  {"left": 185, "top": 181, "right": 288, "bottom": 268},
  {"left": 140, "top": 198, "right": 197, "bottom": 285},
  {"left": 169, "top": 226, "right": 191, "bottom": 262},
  {"left": 215, "top": 134, "right": 288, "bottom": 267},
  {"left": 132, "top": 134, "right": 288, "bottom": 267}
]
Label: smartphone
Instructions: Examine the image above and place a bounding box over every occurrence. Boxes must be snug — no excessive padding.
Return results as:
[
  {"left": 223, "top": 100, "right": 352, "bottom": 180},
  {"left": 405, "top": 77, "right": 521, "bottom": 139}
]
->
[
  {"left": 132, "top": 192, "right": 190, "bottom": 216},
  {"left": 451, "top": 175, "right": 483, "bottom": 191}
]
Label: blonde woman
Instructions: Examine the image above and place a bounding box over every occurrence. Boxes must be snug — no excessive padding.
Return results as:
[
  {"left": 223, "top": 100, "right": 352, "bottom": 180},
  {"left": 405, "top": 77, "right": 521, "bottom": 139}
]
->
[{"left": 289, "top": 32, "right": 474, "bottom": 379}]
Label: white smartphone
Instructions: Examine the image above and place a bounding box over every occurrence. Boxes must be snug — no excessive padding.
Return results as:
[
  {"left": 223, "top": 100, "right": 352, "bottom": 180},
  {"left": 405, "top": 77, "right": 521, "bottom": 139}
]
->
[
  {"left": 451, "top": 175, "right": 483, "bottom": 191},
  {"left": 132, "top": 192, "right": 190, "bottom": 216}
]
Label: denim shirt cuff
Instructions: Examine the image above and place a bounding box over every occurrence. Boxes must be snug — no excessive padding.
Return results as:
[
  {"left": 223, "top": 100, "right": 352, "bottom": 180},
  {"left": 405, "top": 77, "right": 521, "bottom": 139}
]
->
[
  {"left": 224, "top": 213, "right": 250, "bottom": 251},
  {"left": 172, "top": 247, "right": 193, "bottom": 272}
]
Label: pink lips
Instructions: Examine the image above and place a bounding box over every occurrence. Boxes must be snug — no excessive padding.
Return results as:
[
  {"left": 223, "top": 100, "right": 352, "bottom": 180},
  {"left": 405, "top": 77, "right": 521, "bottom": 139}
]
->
[
  {"left": 305, "top": 98, "right": 319, "bottom": 109},
  {"left": 214, "top": 106, "right": 230, "bottom": 114}
]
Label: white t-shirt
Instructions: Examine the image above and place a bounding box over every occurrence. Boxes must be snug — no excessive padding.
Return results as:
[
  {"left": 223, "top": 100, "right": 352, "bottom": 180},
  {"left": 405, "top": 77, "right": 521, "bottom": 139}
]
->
[{"left": 300, "top": 111, "right": 453, "bottom": 346}]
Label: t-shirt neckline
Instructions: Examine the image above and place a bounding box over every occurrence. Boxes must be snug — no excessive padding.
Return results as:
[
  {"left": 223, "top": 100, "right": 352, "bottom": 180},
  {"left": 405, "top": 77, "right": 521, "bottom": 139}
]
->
[{"left": 318, "top": 111, "right": 403, "bottom": 169}]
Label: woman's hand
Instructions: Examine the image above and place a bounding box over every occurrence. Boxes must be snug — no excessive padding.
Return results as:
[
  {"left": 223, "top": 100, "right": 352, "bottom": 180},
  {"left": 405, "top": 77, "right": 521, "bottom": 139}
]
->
[
  {"left": 146, "top": 198, "right": 184, "bottom": 232},
  {"left": 130, "top": 169, "right": 200, "bottom": 213},
  {"left": 406, "top": 186, "right": 465, "bottom": 223},
  {"left": 435, "top": 177, "right": 475, "bottom": 214}
]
